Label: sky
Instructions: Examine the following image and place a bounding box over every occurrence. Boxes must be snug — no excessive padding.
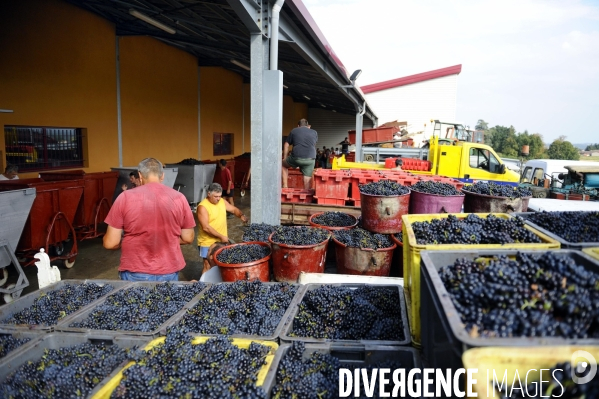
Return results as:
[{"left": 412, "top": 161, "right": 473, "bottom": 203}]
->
[{"left": 302, "top": 0, "right": 599, "bottom": 144}]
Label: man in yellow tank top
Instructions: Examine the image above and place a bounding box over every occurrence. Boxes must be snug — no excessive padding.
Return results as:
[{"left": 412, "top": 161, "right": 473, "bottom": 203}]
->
[{"left": 197, "top": 183, "right": 248, "bottom": 274}]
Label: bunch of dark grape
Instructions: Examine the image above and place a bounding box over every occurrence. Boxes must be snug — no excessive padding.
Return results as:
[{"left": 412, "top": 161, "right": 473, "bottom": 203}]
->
[
  {"left": 270, "top": 226, "right": 330, "bottom": 246},
  {"left": 333, "top": 228, "right": 394, "bottom": 249},
  {"left": 271, "top": 341, "right": 339, "bottom": 399},
  {"left": 177, "top": 280, "right": 298, "bottom": 336},
  {"left": 2, "top": 282, "right": 114, "bottom": 326},
  {"left": 176, "top": 158, "right": 204, "bottom": 165},
  {"left": 110, "top": 328, "right": 271, "bottom": 399},
  {"left": 394, "top": 232, "right": 403, "bottom": 243},
  {"left": 0, "top": 335, "right": 31, "bottom": 360},
  {"left": 0, "top": 341, "right": 133, "bottom": 398},
  {"left": 359, "top": 180, "right": 410, "bottom": 196},
  {"left": 242, "top": 223, "right": 278, "bottom": 242},
  {"left": 440, "top": 252, "right": 599, "bottom": 338},
  {"left": 495, "top": 361, "right": 599, "bottom": 398},
  {"left": 216, "top": 244, "right": 270, "bottom": 264},
  {"left": 271, "top": 341, "right": 412, "bottom": 399},
  {"left": 311, "top": 211, "right": 356, "bottom": 227},
  {"left": 69, "top": 282, "right": 205, "bottom": 332},
  {"left": 412, "top": 214, "right": 541, "bottom": 245},
  {"left": 523, "top": 211, "right": 599, "bottom": 243},
  {"left": 291, "top": 285, "right": 404, "bottom": 341},
  {"left": 463, "top": 181, "right": 532, "bottom": 198},
  {"left": 410, "top": 180, "right": 463, "bottom": 196}
]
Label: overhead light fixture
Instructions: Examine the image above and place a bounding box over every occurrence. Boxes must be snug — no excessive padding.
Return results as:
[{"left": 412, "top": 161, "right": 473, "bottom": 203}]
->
[
  {"left": 129, "top": 9, "right": 176, "bottom": 34},
  {"left": 0, "top": 109, "right": 14, "bottom": 113},
  {"left": 303, "top": 95, "right": 311, "bottom": 100},
  {"left": 230, "top": 59, "right": 251, "bottom": 71},
  {"left": 349, "top": 69, "right": 362, "bottom": 82},
  {"left": 283, "top": 85, "right": 288, "bottom": 89},
  {"left": 332, "top": 110, "right": 337, "bottom": 113},
  {"left": 319, "top": 103, "right": 326, "bottom": 108}
]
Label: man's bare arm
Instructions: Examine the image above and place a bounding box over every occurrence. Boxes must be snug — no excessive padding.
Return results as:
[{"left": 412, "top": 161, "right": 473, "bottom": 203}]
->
[
  {"left": 103, "top": 226, "right": 123, "bottom": 249},
  {"left": 180, "top": 228, "right": 195, "bottom": 245}
]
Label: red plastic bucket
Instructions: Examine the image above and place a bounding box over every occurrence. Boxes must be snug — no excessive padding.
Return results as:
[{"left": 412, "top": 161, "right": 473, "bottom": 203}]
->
[
  {"left": 213, "top": 241, "right": 271, "bottom": 282},
  {"left": 360, "top": 191, "right": 410, "bottom": 234},
  {"left": 269, "top": 230, "right": 331, "bottom": 283},
  {"left": 332, "top": 237, "right": 396, "bottom": 276},
  {"left": 463, "top": 190, "right": 531, "bottom": 213},
  {"left": 408, "top": 189, "right": 464, "bottom": 214},
  {"left": 308, "top": 212, "right": 358, "bottom": 264}
]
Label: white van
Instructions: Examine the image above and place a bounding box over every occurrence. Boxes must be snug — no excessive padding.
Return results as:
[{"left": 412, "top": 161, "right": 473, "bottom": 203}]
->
[{"left": 520, "top": 159, "right": 598, "bottom": 185}]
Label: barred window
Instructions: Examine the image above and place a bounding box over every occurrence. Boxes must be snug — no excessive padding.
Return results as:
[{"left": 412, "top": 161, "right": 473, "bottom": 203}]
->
[
  {"left": 213, "top": 133, "right": 233, "bottom": 156},
  {"left": 4, "top": 126, "right": 84, "bottom": 172}
]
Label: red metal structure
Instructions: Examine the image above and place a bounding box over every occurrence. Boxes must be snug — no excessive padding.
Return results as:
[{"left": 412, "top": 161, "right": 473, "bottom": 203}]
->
[
  {"left": 0, "top": 178, "right": 84, "bottom": 268},
  {"left": 39, "top": 170, "right": 118, "bottom": 240}
]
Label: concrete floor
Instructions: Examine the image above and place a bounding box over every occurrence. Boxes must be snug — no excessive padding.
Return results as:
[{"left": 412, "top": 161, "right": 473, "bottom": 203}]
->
[{"left": 17, "top": 192, "right": 253, "bottom": 296}]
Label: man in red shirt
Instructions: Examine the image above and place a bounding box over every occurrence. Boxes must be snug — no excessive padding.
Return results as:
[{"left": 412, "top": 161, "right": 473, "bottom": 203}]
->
[
  {"left": 215, "top": 159, "right": 235, "bottom": 206},
  {"left": 103, "top": 157, "right": 196, "bottom": 281}
]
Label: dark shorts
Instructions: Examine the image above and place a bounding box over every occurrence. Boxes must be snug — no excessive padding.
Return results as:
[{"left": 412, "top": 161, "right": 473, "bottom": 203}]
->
[
  {"left": 222, "top": 189, "right": 234, "bottom": 198},
  {"left": 285, "top": 155, "right": 315, "bottom": 177}
]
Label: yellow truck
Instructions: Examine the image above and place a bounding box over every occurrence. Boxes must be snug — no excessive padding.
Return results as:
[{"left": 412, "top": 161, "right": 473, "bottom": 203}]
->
[{"left": 333, "top": 135, "right": 520, "bottom": 185}]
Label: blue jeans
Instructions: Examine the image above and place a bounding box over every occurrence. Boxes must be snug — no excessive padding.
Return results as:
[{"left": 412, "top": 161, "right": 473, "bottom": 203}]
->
[{"left": 118, "top": 271, "right": 179, "bottom": 282}]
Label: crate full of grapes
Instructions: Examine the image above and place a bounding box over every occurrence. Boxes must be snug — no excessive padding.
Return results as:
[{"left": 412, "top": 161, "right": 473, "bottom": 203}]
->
[
  {"left": 516, "top": 211, "right": 599, "bottom": 249},
  {"left": 280, "top": 283, "right": 410, "bottom": 346},
  {"left": 401, "top": 213, "right": 561, "bottom": 345},
  {"left": 419, "top": 249, "right": 599, "bottom": 371}
]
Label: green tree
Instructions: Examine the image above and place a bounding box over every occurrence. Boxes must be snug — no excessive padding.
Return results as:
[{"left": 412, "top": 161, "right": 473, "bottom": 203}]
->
[
  {"left": 475, "top": 119, "right": 489, "bottom": 131},
  {"left": 487, "top": 125, "right": 519, "bottom": 156},
  {"left": 547, "top": 136, "right": 580, "bottom": 160},
  {"left": 585, "top": 143, "right": 599, "bottom": 151},
  {"left": 516, "top": 131, "right": 547, "bottom": 159}
]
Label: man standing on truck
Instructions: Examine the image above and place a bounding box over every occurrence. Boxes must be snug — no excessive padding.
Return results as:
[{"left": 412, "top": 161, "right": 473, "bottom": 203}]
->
[{"left": 282, "top": 119, "right": 318, "bottom": 189}]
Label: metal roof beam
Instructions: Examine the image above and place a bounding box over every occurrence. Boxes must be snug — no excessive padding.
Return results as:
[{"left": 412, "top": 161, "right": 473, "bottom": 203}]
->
[
  {"left": 226, "top": 0, "right": 263, "bottom": 34},
  {"left": 277, "top": 13, "right": 377, "bottom": 122}
]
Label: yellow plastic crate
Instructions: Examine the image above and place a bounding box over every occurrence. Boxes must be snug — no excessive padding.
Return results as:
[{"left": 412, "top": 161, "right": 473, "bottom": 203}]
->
[
  {"left": 583, "top": 247, "right": 599, "bottom": 261},
  {"left": 401, "top": 213, "right": 561, "bottom": 346},
  {"left": 91, "top": 336, "right": 278, "bottom": 399},
  {"left": 463, "top": 346, "right": 599, "bottom": 399}
]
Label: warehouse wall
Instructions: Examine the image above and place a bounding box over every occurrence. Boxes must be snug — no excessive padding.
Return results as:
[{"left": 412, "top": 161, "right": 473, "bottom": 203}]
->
[
  {"left": 119, "top": 36, "right": 198, "bottom": 166},
  {"left": 0, "top": 0, "right": 118, "bottom": 177}
]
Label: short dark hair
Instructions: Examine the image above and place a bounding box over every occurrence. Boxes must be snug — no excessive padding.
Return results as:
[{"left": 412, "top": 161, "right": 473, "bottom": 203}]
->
[
  {"left": 5, "top": 164, "right": 18, "bottom": 174},
  {"left": 395, "top": 158, "right": 403, "bottom": 167},
  {"left": 298, "top": 118, "right": 309, "bottom": 127},
  {"left": 129, "top": 171, "right": 139, "bottom": 179},
  {"left": 219, "top": 159, "right": 227, "bottom": 166}
]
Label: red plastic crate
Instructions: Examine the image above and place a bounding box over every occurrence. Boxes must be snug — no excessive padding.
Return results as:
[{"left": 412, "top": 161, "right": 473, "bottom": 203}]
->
[
  {"left": 281, "top": 188, "right": 314, "bottom": 204},
  {"left": 348, "top": 127, "right": 395, "bottom": 144},
  {"left": 314, "top": 197, "right": 346, "bottom": 205},
  {"left": 314, "top": 170, "right": 350, "bottom": 200},
  {"left": 400, "top": 158, "right": 431, "bottom": 171},
  {"left": 287, "top": 169, "right": 305, "bottom": 189}
]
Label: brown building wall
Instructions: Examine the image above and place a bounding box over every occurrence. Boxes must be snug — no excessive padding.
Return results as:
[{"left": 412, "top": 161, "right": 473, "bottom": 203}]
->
[
  {"left": 0, "top": 0, "right": 118, "bottom": 177},
  {"left": 119, "top": 36, "right": 198, "bottom": 166}
]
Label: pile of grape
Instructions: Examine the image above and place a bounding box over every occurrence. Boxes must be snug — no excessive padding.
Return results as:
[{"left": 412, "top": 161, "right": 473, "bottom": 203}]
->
[
  {"left": 271, "top": 341, "right": 411, "bottom": 399},
  {"left": 412, "top": 214, "right": 541, "bottom": 245},
  {"left": 111, "top": 328, "right": 271, "bottom": 399},
  {"left": 394, "top": 232, "right": 403, "bottom": 243},
  {"left": 0, "top": 341, "right": 133, "bottom": 398},
  {"left": 1, "top": 282, "right": 114, "bottom": 326},
  {"left": 290, "top": 285, "right": 404, "bottom": 341},
  {"left": 494, "top": 361, "right": 599, "bottom": 398},
  {"left": 270, "top": 226, "right": 330, "bottom": 246},
  {"left": 410, "top": 180, "right": 463, "bottom": 196},
  {"left": 359, "top": 180, "right": 410, "bottom": 196},
  {"left": 440, "top": 252, "right": 599, "bottom": 338},
  {"left": 177, "top": 280, "right": 298, "bottom": 336},
  {"left": 0, "top": 335, "right": 31, "bottom": 359},
  {"left": 69, "top": 282, "right": 205, "bottom": 332},
  {"left": 242, "top": 223, "right": 278, "bottom": 243},
  {"left": 311, "top": 211, "right": 356, "bottom": 227},
  {"left": 523, "top": 211, "right": 599, "bottom": 243},
  {"left": 176, "top": 158, "right": 204, "bottom": 165},
  {"left": 463, "top": 181, "right": 532, "bottom": 198},
  {"left": 333, "top": 228, "right": 394, "bottom": 249},
  {"left": 215, "top": 244, "right": 270, "bottom": 264}
]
